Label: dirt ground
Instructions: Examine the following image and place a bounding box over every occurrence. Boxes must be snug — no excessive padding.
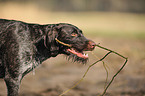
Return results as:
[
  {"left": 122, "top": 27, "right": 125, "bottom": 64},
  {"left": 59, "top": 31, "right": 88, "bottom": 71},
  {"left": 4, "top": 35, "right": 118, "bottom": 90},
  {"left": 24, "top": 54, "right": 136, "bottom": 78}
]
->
[
  {"left": 0, "top": 36, "right": 145, "bottom": 96},
  {"left": 0, "top": 1, "right": 145, "bottom": 95}
]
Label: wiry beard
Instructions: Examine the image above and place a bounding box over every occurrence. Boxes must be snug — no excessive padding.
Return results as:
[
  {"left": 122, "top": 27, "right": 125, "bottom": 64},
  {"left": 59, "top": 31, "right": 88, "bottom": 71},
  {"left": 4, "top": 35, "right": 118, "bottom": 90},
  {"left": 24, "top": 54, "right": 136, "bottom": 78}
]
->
[{"left": 66, "top": 54, "right": 88, "bottom": 64}]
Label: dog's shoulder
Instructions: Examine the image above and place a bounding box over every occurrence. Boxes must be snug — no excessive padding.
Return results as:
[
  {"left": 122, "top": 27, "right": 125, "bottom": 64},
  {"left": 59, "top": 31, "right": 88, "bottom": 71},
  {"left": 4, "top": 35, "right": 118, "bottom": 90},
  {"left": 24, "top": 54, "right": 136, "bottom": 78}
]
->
[
  {"left": 0, "top": 19, "right": 31, "bottom": 28},
  {"left": 0, "top": 19, "right": 21, "bottom": 24},
  {"left": 0, "top": 19, "right": 10, "bottom": 23}
]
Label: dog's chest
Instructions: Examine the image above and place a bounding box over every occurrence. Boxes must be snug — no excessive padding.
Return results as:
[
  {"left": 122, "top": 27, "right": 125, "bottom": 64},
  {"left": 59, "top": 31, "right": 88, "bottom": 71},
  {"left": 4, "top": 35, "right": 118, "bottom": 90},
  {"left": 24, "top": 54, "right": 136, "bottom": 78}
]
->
[{"left": 20, "top": 59, "right": 39, "bottom": 76}]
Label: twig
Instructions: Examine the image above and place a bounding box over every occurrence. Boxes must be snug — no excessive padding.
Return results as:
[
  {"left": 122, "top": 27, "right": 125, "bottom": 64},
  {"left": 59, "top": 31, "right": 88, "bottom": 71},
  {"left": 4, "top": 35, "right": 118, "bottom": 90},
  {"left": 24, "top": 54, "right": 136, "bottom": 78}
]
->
[
  {"left": 59, "top": 44, "right": 128, "bottom": 96},
  {"left": 96, "top": 45, "right": 128, "bottom": 96}
]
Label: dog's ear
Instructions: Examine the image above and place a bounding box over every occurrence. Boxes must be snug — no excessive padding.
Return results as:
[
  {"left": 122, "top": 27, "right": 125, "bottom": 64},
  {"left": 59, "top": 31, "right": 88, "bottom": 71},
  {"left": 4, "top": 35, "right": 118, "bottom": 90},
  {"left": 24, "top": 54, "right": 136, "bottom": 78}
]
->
[
  {"left": 44, "top": 26, "right": 59, "bottom": 56},
  {"left": 47, "top": 27, "right": 58, "bottom": 42}
]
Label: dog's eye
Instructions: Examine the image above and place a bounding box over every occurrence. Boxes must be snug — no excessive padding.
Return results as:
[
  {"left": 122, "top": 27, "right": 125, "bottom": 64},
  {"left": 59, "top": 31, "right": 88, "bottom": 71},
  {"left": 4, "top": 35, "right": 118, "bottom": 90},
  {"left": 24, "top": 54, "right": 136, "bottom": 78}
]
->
[{"left": 71, "top": 33, "right": 78, "bottom": 37}]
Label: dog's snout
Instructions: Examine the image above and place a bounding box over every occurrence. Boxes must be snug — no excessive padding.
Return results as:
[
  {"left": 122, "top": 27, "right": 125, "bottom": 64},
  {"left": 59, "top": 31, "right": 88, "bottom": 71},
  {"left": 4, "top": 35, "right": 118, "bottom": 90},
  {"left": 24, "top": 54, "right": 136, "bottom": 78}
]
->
[
  {"left": 88, "top": 40, "right": 96, "bottom": 50},
  {"left": 89, "top": 40, "right": 96, "bottom": 48},
  {"left": 84, "top": 40, "right": 96, "bottom": 51}
]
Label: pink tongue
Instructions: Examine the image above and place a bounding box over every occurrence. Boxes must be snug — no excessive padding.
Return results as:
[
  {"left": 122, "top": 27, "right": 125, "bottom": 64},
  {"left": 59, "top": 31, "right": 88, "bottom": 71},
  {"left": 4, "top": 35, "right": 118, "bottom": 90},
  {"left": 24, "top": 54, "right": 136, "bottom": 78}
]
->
[{"left": 67, "top": 49, "right": 88, "bottom": 59}]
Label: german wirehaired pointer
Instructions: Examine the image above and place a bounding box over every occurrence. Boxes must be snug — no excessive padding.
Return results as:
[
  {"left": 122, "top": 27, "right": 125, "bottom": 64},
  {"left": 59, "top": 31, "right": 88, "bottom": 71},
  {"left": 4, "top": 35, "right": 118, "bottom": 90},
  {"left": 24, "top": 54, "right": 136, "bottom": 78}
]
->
[{"left": 0, "top": 19, "right": 96, "bottom": 96}]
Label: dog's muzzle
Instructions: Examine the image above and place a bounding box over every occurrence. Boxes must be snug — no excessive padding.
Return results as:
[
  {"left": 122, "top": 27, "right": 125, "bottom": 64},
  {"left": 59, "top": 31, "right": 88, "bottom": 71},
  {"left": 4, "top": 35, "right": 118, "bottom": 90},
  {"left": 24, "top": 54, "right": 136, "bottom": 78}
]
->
[
  {"left": 84, "top": 40, "right": 96, "bottom": 51},
  {"left": 55, "top": 38, "right": 96, "bottom": 59}
]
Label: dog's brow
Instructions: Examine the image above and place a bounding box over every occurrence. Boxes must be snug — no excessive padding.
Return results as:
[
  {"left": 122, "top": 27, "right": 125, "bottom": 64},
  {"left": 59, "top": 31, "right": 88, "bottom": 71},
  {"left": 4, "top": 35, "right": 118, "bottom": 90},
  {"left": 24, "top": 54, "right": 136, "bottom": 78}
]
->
[
  {"left": 78, "top": 30, "right": 83, "bottom": 35},
  {"left": 79, "top": 30, "right": 83, "bottom": 33},
  {"left": 72, "top": 29, "right": 77, "bottom": 34}
]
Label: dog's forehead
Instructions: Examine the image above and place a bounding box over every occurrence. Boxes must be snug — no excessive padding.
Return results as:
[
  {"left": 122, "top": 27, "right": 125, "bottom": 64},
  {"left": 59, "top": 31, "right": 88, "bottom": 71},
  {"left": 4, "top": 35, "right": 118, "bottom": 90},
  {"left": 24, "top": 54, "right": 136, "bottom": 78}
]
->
[
  {"left": 61, "top": 26, "right": 76, "bottom": 33},
  {"left": 58, "top": 23, "right": 78, "bottom": 29},
  {"left": 63, "top": 25, "right": 82, "bottom": 33},
  {"left": 57, "top": 23, "right": 83, "bottom": 34},
  {"left": 63, "top": 26, "right": 75, "bottom": 31}
]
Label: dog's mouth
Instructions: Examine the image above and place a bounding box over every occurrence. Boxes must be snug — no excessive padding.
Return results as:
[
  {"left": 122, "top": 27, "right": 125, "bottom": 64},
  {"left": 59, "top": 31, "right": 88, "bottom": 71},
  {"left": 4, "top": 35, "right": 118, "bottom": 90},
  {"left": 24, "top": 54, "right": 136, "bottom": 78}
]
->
[
  {"left": 64, "top": 47, "right": 88, "bottom": 64},
  {"left": 55, "top": 38, "right": 93, "bottom": 63},
  {"left": 67, "top": 48, "right": 88, "bottom": 59}
]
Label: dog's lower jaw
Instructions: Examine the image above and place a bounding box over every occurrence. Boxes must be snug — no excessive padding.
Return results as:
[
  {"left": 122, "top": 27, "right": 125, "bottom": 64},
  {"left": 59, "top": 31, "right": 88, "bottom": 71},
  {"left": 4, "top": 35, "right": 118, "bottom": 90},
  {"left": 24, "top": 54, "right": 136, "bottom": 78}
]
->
[
  {"left": 67, "top": 48, "right": 88, "bottom": 59},
  {"left": 67, "top": 53, "right": 88, "bottom": 64},
  {"left": 60, "top": 48, "right": 88, "bottom": 64},
  {"left": 50, "top": 51, "right": 59, "bottom": 57}
]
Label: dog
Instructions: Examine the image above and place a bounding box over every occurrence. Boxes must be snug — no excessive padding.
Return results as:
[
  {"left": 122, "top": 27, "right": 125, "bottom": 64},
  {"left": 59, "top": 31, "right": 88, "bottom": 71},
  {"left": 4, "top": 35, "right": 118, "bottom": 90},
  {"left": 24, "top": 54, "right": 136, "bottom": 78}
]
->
[{"left": 0, "top": 19, "right": 96, "bottom": 96}]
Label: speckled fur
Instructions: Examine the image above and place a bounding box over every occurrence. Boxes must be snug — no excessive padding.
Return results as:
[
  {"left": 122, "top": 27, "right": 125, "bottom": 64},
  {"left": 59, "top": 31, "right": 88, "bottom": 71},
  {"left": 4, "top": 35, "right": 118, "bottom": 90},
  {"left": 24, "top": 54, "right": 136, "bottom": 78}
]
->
[{"left": 0, "top": 19, "right": 95, "bottom": 96}]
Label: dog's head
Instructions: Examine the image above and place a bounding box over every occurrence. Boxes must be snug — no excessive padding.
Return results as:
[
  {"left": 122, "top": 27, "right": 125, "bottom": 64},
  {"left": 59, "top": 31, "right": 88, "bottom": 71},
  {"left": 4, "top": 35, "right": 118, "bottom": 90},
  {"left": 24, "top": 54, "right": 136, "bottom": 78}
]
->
[{"left": 46, "top": 23, "right": 96, "bottom": 63}]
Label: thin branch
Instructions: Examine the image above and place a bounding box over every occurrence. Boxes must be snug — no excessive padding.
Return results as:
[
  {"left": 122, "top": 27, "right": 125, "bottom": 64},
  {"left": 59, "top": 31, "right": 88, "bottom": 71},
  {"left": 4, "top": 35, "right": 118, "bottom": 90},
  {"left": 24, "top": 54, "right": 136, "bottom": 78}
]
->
[
  {"left": 59, "top": 51, "right": 112, "bottom": 96},
  {"left": 95, "top": 45, "right": 128, "bottom": 96},
  {"left": 59, "top": 44, "right": 128, "bottom": 96}
]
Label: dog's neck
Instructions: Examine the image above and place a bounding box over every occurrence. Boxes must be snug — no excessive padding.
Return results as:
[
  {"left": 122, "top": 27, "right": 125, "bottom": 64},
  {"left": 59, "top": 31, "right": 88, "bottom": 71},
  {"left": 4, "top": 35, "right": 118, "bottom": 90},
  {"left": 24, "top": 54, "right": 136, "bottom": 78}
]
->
[{"left": 29, "top": 24, "right": 60, "bottom": 63}]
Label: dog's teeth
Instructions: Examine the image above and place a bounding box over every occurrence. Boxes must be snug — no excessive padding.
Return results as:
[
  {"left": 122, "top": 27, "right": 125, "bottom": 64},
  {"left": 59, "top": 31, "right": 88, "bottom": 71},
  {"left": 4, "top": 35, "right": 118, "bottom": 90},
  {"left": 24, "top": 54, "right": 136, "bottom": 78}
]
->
[
  {"left": 72, "top": 48, "right": 75, "bottom": 51},
  {"left": 86, "top": 54, "right": 88, "bottom": 57},
  {"left": 83, "top": 53, "right": 88, "bottom": 57}
]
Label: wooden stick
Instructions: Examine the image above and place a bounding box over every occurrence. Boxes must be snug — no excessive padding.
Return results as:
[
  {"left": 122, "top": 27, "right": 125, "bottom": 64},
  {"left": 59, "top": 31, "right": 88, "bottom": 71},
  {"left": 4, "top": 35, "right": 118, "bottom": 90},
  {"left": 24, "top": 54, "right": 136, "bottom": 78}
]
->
[{"left": 59, "top": 44, "right": 128, "bottom": 96}]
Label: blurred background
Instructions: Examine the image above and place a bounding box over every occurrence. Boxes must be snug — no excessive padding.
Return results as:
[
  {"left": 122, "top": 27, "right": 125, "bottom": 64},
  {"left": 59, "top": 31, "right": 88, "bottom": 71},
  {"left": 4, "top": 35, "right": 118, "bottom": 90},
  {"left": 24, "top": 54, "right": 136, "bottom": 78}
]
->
[{"left": 0, "top": 0, "right": 145, "bottom": 96}]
